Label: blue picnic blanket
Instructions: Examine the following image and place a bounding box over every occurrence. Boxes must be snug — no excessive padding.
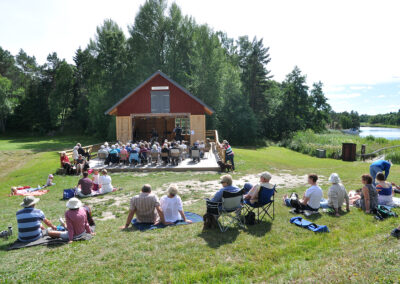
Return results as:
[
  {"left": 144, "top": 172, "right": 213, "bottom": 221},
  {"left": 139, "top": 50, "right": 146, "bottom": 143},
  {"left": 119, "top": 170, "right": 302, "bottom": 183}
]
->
[
  {"left": 290, "top": 216, "right": 329, "bottom": 233},
  {"left": 131, "top": 212, "right": 203, "bottom": 231}
]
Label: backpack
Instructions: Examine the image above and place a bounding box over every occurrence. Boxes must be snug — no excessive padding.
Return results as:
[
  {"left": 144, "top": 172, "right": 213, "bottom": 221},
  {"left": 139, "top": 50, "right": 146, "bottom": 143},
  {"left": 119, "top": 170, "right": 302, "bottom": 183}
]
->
[
  {"left": 374, "top": 205, "right": 398, "bottom": 221},
  {"left": 245, "top": 212, "right": 256, "bottom": 225},
  {"left": 203, "top": 213, "right": 218, "bottom": 230},
  {"left": 63, "top": 188, "right": 76, "bottom": 200}
]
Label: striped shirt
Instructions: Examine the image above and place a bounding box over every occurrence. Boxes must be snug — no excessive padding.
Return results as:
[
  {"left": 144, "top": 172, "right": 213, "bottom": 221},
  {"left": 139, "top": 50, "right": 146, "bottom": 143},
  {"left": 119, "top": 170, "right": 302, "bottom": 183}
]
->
[
  {"left": 225, "top": 144, "right": 234, "bottom": 156},
  {"left": 130, "top": 193, "right": 160, "bottom": 223},
  {"left": 16, "top": 207, "right": 45, "bottom": 242}
]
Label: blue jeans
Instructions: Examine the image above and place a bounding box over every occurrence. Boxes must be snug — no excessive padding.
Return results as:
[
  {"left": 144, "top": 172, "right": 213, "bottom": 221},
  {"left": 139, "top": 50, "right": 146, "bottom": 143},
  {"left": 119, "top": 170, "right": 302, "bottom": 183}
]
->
[
  {"left": 225, "top": 154, "right": 235, "bottom": 170},
  {"left": 370, "top": 165, "right": 382, "bottom": 186}
]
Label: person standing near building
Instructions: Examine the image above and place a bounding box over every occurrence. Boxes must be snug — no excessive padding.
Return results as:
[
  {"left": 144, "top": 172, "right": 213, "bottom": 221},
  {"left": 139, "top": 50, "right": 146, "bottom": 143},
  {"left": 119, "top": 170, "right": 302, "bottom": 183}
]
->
[
  {"left": 219, "top": 140, "right": 235, "bottom": 171},
  {"left": 370, "top": 160, "right": 391, "bottom": 185},
  {"left": 173, "top": 124, "right": 183, "bottom": 142}
]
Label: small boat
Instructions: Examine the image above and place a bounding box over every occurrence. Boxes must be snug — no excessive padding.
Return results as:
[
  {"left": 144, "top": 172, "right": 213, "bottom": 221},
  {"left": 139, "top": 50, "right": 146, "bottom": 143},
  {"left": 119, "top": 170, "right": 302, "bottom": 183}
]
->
[{"left": 341, "top": 128, "right": 360, "bottom": 135}]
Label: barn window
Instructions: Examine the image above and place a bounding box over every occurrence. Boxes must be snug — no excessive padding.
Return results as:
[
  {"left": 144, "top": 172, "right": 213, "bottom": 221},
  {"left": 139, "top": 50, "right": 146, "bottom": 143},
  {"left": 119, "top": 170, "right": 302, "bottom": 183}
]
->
[
  {"left": 175, "top": 117, "right": 190, "bottom": 135},
  {"left": 151, "top": 91, "right": 170, "bottom": 113}
]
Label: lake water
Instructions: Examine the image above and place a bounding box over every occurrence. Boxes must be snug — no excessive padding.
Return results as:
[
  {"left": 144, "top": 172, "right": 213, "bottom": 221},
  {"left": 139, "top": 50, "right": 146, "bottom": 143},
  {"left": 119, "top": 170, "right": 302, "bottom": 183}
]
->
[{"left": 359, "top": 127, "right": 400, "bottom": 140}]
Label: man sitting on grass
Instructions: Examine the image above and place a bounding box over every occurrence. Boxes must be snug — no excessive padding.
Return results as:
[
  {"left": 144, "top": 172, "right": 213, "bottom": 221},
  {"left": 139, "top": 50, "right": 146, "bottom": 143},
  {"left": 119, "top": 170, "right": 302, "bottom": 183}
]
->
[
  {"left": 76, "top": 171, "right": 93, "bottom": 197},
  {"left": 120, "top": 184, "right": 171, "bottom": 229},
  {"left": 283, "top": 174, "right": 323, "bottom": 213},
  {"left": 16, "top": 196, "right": 58, "bottom": 242}
]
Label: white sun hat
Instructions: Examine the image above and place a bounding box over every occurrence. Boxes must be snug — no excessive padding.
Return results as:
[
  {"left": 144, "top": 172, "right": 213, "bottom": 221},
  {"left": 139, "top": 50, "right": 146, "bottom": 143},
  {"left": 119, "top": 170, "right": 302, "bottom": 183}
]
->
[
  {"left": 329, "top": 173, "right": 341, "bottom": 184},
  {"left": 66, "top": 197, "right": 83, "bottom": 209}
]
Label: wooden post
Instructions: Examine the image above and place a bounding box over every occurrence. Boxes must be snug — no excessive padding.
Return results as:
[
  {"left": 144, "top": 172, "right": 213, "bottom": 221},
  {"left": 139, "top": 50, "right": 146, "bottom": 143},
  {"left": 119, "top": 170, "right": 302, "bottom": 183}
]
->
[{"left": 361, "top": 144, "right": 366, "bottom": 161}]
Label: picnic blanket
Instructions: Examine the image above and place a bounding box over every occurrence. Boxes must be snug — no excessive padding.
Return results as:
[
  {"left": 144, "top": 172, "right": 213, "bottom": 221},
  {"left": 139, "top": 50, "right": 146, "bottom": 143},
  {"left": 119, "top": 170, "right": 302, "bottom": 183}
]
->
[
  {"left": 63, "top": 187, "right": 119, "bottom": 200},
  {"left": 7, "top": 234, "right": 92, "bottom": 250},
  {"left": 131, "top": 212, "right": 203, "bottom": 231},
  {"left": 290, "top": 216, "right": 329, "bottom": 233},
  {"left": 12, "top": 188, "right": 49, "bottom": 196}
]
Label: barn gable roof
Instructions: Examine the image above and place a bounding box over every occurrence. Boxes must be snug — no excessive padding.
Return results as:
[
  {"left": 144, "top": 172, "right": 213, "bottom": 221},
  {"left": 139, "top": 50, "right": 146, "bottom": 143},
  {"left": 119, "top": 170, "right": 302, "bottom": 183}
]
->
[{"left": 104, "top": 70, "right": 214, "bottom": 115}]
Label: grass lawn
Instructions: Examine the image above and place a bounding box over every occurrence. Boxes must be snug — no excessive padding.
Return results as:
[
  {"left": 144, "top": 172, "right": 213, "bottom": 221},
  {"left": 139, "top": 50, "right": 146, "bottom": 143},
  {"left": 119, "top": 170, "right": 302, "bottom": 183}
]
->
[{"left": 1, "top": 136, "right": 400, "bottom": 283}]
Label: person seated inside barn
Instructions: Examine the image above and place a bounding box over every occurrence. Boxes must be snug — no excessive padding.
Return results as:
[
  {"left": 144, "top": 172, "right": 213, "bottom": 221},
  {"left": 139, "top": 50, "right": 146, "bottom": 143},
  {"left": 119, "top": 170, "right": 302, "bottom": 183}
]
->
[
  {"left": 98, "top": 145, "right": 109, "bottom": 159},
  {"left": 161, "top": 143, "right": 170, "bottom": 164},
  {"left": 139, "top": 143, "right": 148, "bottom": 164},
  {"left": 119, "top": 145, "right": 129, "bottom": 165}
]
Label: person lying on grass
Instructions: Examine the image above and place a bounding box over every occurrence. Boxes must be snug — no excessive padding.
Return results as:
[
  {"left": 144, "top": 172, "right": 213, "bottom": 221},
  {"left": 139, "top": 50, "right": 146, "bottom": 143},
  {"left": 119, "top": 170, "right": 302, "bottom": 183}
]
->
[
  {"left": 16, "top": 196, "right": 58, "bottom": 242},
  {"left": 120, "top": 184, "right": 172, "bottom": 229},
  {"left": 160, "top": 185, "right": 192, "bottom": 224},
  {"left": 375, "top": 172, "right": 397, "bottom": 207},
  {"left": 283, "top": 174, "right": 323, "bottom": 213},
  {"left": 46, "top": 198, "right": 95, "bottom": 244},
  {"left": 244, "top": 171, "right": 274, "bottom": 204},
  {"left": 327, "top": 173, "right": 350, "bottom": 217},
  {"left": 354, "top": 174, "right": 378, "bottom": 214}
]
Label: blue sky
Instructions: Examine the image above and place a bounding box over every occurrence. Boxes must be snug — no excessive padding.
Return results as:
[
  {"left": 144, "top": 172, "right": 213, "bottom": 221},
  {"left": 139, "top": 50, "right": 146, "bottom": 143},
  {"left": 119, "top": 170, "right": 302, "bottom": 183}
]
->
[{"left": 0, "top": 0, "right": 399, "bottom": 115}]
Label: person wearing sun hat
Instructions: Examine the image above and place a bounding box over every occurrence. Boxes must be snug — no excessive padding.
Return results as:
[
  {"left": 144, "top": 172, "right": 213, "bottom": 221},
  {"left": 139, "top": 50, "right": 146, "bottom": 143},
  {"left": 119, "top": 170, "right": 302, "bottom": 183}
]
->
[
  {"left": 47, "top": 198, "right": 94, "bottom": 243},
  {"left": 16, "top": 196, "right": 57, "bottom": 242},
  {"left": 327, "top": 173, "right": 350, "bottom": 217}
]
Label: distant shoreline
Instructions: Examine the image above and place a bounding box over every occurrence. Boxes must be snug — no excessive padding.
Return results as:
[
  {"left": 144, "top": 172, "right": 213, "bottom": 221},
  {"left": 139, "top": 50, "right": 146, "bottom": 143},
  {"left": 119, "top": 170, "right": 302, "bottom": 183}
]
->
[{"left": 360, "top": 122, "right": 400, "bottom": 129}]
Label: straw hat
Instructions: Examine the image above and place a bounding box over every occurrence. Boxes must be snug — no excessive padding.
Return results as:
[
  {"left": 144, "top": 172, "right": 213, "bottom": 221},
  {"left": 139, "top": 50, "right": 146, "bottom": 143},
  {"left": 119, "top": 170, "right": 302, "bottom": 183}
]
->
[
  {"left": 20, "top": 196, "right": 40, "bottom": 207},
  {"left": 329, "top": 173, "right": 341, "bottom": 184},
  {"left": 66, "top": 197, "right": 82, "bottom": 209}
]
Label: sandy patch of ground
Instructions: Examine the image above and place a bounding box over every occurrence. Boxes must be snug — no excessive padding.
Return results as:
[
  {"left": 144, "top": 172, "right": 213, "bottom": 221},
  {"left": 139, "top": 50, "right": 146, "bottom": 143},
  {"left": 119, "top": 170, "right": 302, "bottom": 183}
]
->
[{"left": 88, "top": 171, "right": 326, "bottom": 220}]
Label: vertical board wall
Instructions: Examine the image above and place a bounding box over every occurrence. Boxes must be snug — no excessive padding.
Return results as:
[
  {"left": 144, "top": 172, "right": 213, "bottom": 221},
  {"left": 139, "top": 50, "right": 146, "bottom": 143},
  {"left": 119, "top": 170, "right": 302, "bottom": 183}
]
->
[
  {"left": 190, "top": 115, "right": 205, "bottom": 144},
  {"left": 116, "top": 116, "right": 132, "bottom": 143}
]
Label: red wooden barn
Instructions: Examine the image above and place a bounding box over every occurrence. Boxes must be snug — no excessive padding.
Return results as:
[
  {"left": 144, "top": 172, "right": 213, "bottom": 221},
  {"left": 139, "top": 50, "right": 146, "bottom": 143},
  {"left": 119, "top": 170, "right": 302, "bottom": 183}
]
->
[{"left": 105, "top": 70, "right": 214, "bottom": 143}]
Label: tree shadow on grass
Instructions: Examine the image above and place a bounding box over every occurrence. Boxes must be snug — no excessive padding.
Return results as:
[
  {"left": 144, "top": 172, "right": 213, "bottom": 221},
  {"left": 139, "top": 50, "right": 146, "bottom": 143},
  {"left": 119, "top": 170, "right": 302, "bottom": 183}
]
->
[
  {"left": 198, "top": 228, "right": 240, "bottom": 248},
  {"left": 244, "top": 221, "right": 272, "bottom": 237}
]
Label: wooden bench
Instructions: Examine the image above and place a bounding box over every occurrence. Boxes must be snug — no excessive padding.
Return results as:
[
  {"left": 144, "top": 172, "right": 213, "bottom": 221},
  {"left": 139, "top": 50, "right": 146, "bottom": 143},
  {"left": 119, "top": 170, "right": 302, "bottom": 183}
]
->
[{"left": 57, "top": 143, "right": 105, "bottom": 174}]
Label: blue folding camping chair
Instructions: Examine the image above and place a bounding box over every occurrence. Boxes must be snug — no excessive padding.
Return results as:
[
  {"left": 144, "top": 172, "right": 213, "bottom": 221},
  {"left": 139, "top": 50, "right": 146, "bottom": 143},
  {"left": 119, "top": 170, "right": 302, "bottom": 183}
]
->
[{"left": 243, "top": 185, "right": 276, "bottom": 223}]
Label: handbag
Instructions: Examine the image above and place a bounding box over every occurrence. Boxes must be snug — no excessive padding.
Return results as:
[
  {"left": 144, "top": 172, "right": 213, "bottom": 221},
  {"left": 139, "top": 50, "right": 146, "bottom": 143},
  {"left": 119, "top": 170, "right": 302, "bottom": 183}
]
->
[{"left": 63, "top": 188, "right": 76, "bottom": 200}]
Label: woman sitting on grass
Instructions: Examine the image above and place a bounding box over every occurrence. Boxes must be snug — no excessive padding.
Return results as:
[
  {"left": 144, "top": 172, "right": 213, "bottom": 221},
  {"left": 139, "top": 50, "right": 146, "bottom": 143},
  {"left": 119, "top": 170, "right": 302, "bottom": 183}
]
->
[
  {"left": 354, "top": 174, "right": 378, "bottom": 213},
  {"left": 375, "top": 172, "right": 396, "bottom": 207},
  {"left": 48, "top": 198, "right": 95, "bottom": 244},
  {"left": 99, "top": 169, "right": 113, "bottom": 194},
  {"left": 160, "top": 185, "right": 192, "bottom": 224},
  {"left": 327, "top": 173, "right": 350, "bottom": 216},
  {"left": 60, "top": 151, "right": 74, "bottom": 175}
]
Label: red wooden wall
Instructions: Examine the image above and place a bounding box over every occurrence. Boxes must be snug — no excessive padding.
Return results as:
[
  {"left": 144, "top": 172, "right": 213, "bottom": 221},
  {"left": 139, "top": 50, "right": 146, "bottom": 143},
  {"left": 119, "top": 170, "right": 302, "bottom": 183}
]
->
[{"left": 116, "top": 74, "right": 207, "bottom": 116}]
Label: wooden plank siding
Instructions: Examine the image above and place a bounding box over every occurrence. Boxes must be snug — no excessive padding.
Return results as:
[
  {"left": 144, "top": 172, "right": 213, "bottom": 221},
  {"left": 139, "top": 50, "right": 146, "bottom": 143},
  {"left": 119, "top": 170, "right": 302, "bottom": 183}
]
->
[
  {"left": 190, "top": 115, "right": 205, "bottom": 143},
  {"left": 116, "top": 116, "right": 132, "bottom": 143}
]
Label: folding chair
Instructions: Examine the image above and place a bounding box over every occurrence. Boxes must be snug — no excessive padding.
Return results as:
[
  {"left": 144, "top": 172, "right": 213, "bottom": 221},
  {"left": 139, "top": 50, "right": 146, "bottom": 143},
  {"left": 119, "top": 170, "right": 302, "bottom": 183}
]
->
[
  {"left": 243, "top": 185, "right": 276, "bottom": 223},
  {"left": 206, "top": 190, "right": 245, "bottom": 232},
  {"left": 191, "top": 149, "right": 200, "bottom": 163},
  {"left": 150, "top": 152, "right": 159, "bottom": 165},
  {"left": 170, "top": 149, "right": 181, "bottom": 165},
  {"left": 160, "top": 151, "right": 170, "bottom": 165}
]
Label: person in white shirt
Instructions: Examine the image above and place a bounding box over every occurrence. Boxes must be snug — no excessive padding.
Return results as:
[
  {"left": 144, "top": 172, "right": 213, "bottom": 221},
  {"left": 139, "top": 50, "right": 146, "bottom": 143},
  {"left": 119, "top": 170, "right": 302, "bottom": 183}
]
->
[
  {"left": 327, "top": 173, "right": 350, "bottom": 216},
  {"left": 244, "top": 172, "right": 275, "bottom": 204},
  {"left": 283, "top": 174, "right": 323, "bottom": 212},
  {"left": 99, "top": 169, "right": 113, "bottom": 194},
  {"left": 72, "top": 146, "right": 79, "bottom": 163},
  {"left": 160, "top": 185, "right": 192, "bottom": 224}
]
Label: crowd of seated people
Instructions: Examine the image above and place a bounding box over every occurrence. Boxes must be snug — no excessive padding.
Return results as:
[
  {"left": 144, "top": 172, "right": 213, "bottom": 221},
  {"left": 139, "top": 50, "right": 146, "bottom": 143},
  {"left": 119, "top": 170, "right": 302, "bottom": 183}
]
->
[{"left": 97, "top": 139, "right": 208, "bottom": 167}]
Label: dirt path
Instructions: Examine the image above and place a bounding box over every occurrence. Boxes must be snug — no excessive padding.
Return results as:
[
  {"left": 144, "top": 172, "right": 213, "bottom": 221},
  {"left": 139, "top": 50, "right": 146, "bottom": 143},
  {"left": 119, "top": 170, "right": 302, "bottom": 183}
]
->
[{"left": 88, "top": 171, "right": 326, "bottom": 221}]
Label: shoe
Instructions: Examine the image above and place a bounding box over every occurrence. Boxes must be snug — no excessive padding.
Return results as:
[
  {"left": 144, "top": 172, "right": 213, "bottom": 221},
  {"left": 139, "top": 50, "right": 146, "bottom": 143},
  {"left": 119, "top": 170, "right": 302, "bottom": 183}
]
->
[{"left": 391, "top": 228, "right": 400, "bottom": 238}]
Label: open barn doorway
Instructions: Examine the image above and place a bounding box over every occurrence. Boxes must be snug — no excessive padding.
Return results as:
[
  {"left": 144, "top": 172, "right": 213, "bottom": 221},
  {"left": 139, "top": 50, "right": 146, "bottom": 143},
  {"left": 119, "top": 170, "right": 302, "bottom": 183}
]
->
[{"left": 132, "top": 115, "right": 187, "bottom": 143}]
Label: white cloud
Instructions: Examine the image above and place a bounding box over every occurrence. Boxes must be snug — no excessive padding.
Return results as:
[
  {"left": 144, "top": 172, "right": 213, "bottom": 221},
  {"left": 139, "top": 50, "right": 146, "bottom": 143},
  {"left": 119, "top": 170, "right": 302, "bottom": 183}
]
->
[
  {"left": 326, "top": 93, "right": 361, "bottom": 99},
  {"left": 377, "top": 94, "right": 386, "bottom": 98},
  {"left": 349, "top": 86, "right": 372, "bottom": 90}
]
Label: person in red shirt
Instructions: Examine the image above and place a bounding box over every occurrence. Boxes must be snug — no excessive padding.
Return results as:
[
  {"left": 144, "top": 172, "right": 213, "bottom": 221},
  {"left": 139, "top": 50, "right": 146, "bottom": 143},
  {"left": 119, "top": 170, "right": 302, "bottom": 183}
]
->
[{"left": 60, "top": 152, "right": 73, "bottom": 175}]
